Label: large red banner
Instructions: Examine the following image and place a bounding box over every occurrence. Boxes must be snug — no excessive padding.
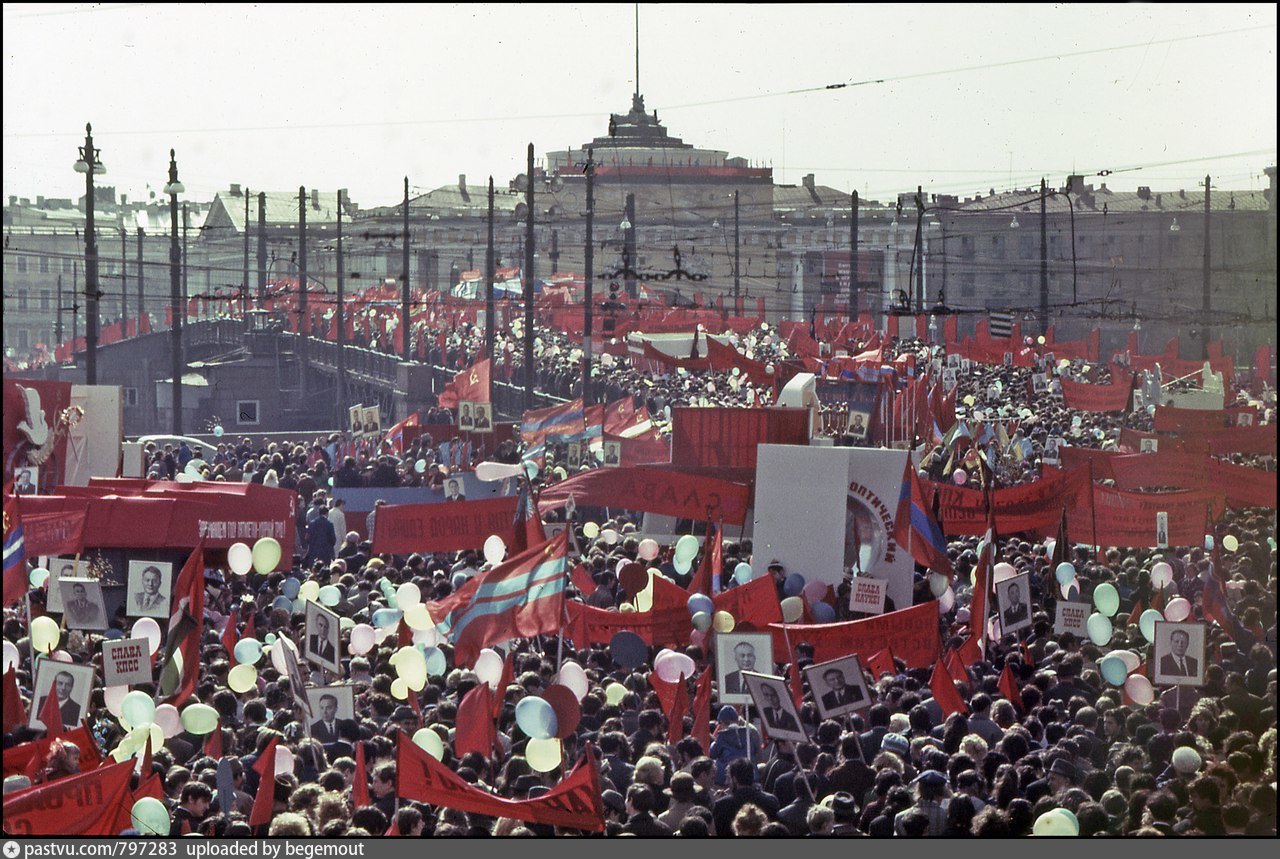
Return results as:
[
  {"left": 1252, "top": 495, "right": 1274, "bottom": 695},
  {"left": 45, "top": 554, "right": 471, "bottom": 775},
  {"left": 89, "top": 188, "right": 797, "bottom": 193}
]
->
[
  {"left": 1059, "top": 446, "right": 1118, "bottom": 481},
  {"left": 18, "top": 508, "right": 87, "bottom": 556},
  {"left": 2, "top": 760, "right": 134, "bottom": 836},
  {"left": 397, "top": 732, "right": 604, "bottom": 831},
  {"left": 769, "top": 600, "right": 941, "bottom": 667},
  {"left": 537, "top": 466, "right": 752, "bottom": 525},
  {"left": 1067, "top": 485, "right": 1218, "bottom": 548},
  {"left": 1153, "top": 406, "right": 1231, "bottom": 434},
  {"left": 669, "top": 407, "right": 810, "bottom": 471},
  {"left": 1110, "top": 452, "right": 1276, "bottom": 509},
  {"left": 1060, "top": 375, "right": 1133, "bottom": 412},
  {"left": 933, "top": 467, "right": 1092, "bottom": 536},
  {"left": 372, "top": 496, "right": 520, "bottom": 554}
]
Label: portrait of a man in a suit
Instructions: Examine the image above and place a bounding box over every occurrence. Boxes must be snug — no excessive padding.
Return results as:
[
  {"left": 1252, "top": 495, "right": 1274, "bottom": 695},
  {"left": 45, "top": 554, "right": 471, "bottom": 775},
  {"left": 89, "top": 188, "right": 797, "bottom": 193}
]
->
[
  {"left": 311, "top": 693, "right": 341, "bottom": 743},
  {"left": 722, "top": 641, "right": 756, "bottom": 696},
  {"left": 63, "top": 581, "right": 104, "bottom": 630},
  {"left": 36, "top": 670, "right": 81, "bottom": 728},
  {"left": 130, "top": 563, "right": 169, "bottom": 617},
  {"left": 820, "top": 667, "right": 864, "bottom": 712},
  {"left": 472, "top": 404, "right": 491, "bottom": 430},
  {"left": 1001, "top": 582, "right": 1029, "bottom": 630},
  {"left": 759, "top": 684, "right": 800, "bottom": 734},
  {"left": 308, "top": 612, "right": 337, "bottom": 665},
  {"left": 1160, "top": 629, "right": 1198, "bottom": 677}
]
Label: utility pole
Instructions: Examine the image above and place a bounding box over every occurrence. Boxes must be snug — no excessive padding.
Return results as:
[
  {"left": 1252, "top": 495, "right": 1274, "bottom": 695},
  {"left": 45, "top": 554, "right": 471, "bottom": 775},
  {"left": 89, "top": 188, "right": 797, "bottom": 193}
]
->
[
  {"left": 56, "top": 274, "right": 63, "bottom": 342},
  {"left": 484, "top": 177, "right": 496, "bottom": 360},
  {"left": 256, "top": 191, "right": 267, "bottom": 307},
  {"left": 402, "top": 176, "right": 411, "bottom": 363},
  {"left": 623, "top": 193, "right": 637, "bottom": 299},
  {"left": 298, "top": 186, "right": 308, "bottom": 397},
  {"left": 734, "top": 189, "right": 741, "bottom": 303},
  {"left": 1202, "top": 174, "right": 1212, "bottom": 359},
  {"left": 1039, "top": 177, "right": 1049, "bottom": 334},
  {"left": 120, "top": 227, "right": 128, "bottom": 324},
  {"left": 166, "top": 149, "right": 184, "bottom": 435},
  {"left": 336, "top": 189, "right": 346, "bottom": 425},
  {"left": 72, "top": 260, "right": 80, "bottom": 348},
  {"left": 583, "top": 148, "right": 595, "bottom": 404},
  {"left": 137, "top": 229, "right": 145, "bottom": 325},
  {"left": 76, "top": 123, "right": 102, "bottom": 385},
  {"left": 243, "top": 186, "right": 250, "bottom": 322},
  {"left": 914, "top": 185, "right": 924, "bottom": 312},
  {"left": 523, "top": 143, "right": 536, "bottom": 412},
  {"left": 849, "top": 191, "right": 858, "bottom": 323},
  {"left": 182, "top": 203, "right": 189, "bottom": 318},
  {"left": 549, "top": 229, "right": 560, "bottom": 274}
]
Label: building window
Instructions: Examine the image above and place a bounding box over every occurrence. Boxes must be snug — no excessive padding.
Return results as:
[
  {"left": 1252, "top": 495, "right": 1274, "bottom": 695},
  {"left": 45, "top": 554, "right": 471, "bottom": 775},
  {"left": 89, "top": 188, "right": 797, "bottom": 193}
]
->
[
  {"left": 235, "top": 400, "right": 260, "bottom": 426},
  {"left": 18, "top": 329, "right": 29, "bottom": 349},
  {"left": 123, "top": 387, "right": 139, "bottom": 407},
  {"left": 961, "top": 273, "right": 976, "bottom": 298},
  {"left": 18, "top": 290, "right": 28, "bottom": 310},
  {"left": 39, "top": 256, "right": 50, "bottom": 273},
  {"left": 63, "top": 258, "right": 73, "bottom": 274},
  {"left": 17, "top": 256, "right": 28, "bottom": 273},
  {"left": 40, "top": 290, "right": 50, "bottom": 310}
]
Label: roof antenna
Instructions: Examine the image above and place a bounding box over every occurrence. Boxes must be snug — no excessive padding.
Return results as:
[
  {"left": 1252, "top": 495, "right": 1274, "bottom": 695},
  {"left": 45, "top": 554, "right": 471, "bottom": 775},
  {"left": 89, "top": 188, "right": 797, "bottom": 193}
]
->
[{"left": 634, "top": 2, "right": 640, "bottom": 103}]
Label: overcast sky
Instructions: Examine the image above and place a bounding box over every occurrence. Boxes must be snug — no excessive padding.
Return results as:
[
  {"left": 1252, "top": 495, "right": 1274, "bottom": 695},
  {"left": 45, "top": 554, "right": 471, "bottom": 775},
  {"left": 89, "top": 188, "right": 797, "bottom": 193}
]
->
[{"left": 3, "top": 3, "right": 1275, "bottom": 209}]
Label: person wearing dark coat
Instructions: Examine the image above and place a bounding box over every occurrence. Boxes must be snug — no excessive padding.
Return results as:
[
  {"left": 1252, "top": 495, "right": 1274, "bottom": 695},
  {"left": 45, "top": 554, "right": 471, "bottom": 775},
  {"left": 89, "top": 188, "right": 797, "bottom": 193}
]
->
[
  {"left": 713, "top": 758, "right": 780, "bottom": 837},
  {"left": 621, "top": 784, "right": 672, "bottom": 837}
]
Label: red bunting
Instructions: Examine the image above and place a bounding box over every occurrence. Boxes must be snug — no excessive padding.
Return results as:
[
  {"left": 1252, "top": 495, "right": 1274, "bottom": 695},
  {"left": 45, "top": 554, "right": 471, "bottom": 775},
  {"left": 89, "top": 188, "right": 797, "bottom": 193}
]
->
[
  {"left": 929, "top": 660, "right": 968, "bottom": 718},
  {"left": 352, "top": 740, "right": 371, "bottom": 809},
  {"left": 249, "top": 737, "right": 279, "bottom": 828},
  {"left": 454, "top": 682, "right": 498, "bottom": 759},
  {"left": 998, "top": 661, "right": 1022, "bottom": 711},
  {"left": 2, "top": 666, "right": 27, "bottom": 734},
  {"left": 770, "top": 601, "right": 941, "bottom": 667},
  {"left": 2, "top": 725, "right": 102, "bottom": 779},
  {"left": 2, "top": 760, "right": 135, "bottom": 836}
]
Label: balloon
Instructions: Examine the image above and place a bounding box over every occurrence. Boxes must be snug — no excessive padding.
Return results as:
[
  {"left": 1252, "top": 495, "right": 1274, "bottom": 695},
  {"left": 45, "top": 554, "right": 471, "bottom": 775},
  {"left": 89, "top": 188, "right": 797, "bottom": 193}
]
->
[
  {"left": 582, "top": 522, "right": 600, "bottom": 540},
  {"left": 1093, "top": 582, "right": 1120, "bottom": 617},
  {"left": 281, "top": 578, "right": 301, "bottom": 600},
  {"left": 713, "top": 608, "right": 738, "bottom": 631},
  {"left": 227, "top": 542, "right": 253, "bottom": 576},
  {"left": 515, "top": 696, "right": 558, "bottom": 740},
  {"left": 475, "top": 461, "right": 525, "bottom": 482},
  {"left": 929, "top": 572, "right": 950, "bottom": 598},
  {"left": 963, "top": 394, "right": 976, "bottom": 407},
  {"left": 610, "top": 631, "right": 648, "bottom": 669},
  {"left": 212, "top": 424, "right": 225, "bottom": 437},
  {"left": 390, "top": 677, "right": 410, "bottom": 700},
  {"left": 29, "top": 567, "right": 49, "bottom": 588},
  {"left": 1060, "top": 577, "right": 1080, "bottom": 601},
  {"left": 318, "top": 585, "right": 342, "bottom": 607},
  {"left": 802, "top": 580, "right": 828, "bottom": 605},
  {"left": 372, "top": 608, "right": 402, "bottom": 629},
  {"left": 782, "top": 573, "right": 805, "bottom": 597},
  {"left": 228, "top": 663, "right": 258, "bottom": 693},
  {"left": 1054, "top": 562, "right": 1076, "bottom": 586},
  {"left": 121, "top": 691, "right": 156, "bottom": 730},
  {"left": 349, "top": 624, "right": 377, "bottom": 655},
  {"left": 619, "top": 563, "right": 650, "bottom": 598},
  {"left": 1, "top": 640, "right": 17, "bottom": 673},
  {"left": 298, "top": 580, "right": 320, "bottom": 603},
  {"left": 556, "top": 661, "right": 590, "bottom": 701},
  {"left": 687, "top": 594, "right": 714, "bottom": 616},
  {"left": 1086, "top": 612, "right": 1113, "bottom": 646},
  {"left": 393, "top": 646, "right": 428, "bottom": 691},
  {"left": 523, "top": 460, "right": 540, "bottom": 480},
  {"left": 1164, "top": 597, "right": 1191, "bottom": 622},
  {"left": 103, "top": 684, "right": 129, "bottom": 718},
  {"left": 31, "top": 616, "right": 60, "bottom": 653},
  {"left": 654, "top": 651, "right": 696, "bottom": 682},
  {"left": 412, "top": 624, "right": 439, "bottom": 648},
  {"left": 131, "top": 796, "right": 171, "bottom": 836},
  {"left": 1171, "top": 746, "right": 1202, "bottom": 774},
  {"left": 604, "top": 682, "right": 627, "bottom": 706},
  {"left": 48, "top": 649, "right": 70, "bottom": 663},
  {"left": 733, "top": 562, "right": 754, "bottom": 585},
  {"left": 475, "top": 649, "right": 506, "bottom": 688},
  {"left": 674, "top": 534, "right": 700, "bottom": 564},
  {"left": 394, "top": 582, "right": 421, "bottom": 609},
  {"left": 1150, "top": 562, "right": 1173, "bottom": 589},
  {"left": 542, "top": 685, "right": 582, "bottom": 739},
  {"left": 1204, "top": 534, "right": 1215, "bottom": 551},
  {"left": 1033, "top": 808, "right": 1079, "bottom": 836},
  {"left": 421, "top": 646, "right": 447, "bottom": 678},
  {"left": 233, "top": 638, "right": 263, "bottom": 665},
  {"left": 269, "top": 745, "right": 293, "bottom": 777},
  {"left": 526, "top": 737, "right": 562, "bottom": 772},
  {"left": 673, "top": 554, "right": 692, "bottom": 576},
  {"left": 1222, "top": 534, "right": 1239, "bottom": 552},
  {"left": 402, "top": 603, "right": 433, "bottom": 631},
  {"left": 637, "top": 539, "right": 660, "bottom": 561},
  {"left": 483, "top": 535, "right": 507, "bottom": 566},
  {"left": 1139, "top": 609, "right": 1164, "bottom": 643},
  {"left": 1115, "top": 650, "right": 1141, "bottom": 673},
  {"left": 599, "top": 528, "right": 620, "bottom": 545},
  {"left": 780, "top": 597, "right": 804, "bottom": 623},
  {"left": 152, "top": 703, "right": 181, "bottom": 739},
  {"left": 251, "top": 537, "right": 282, "bottom": 574},
  {"left": 271, "top": 595, "right": 292, "bottom": 613},
  {"left": 691, "top": 611, "right": 712, "bottom": 632},
  {"left": 811, "top": 602, "right": 836, "bottom": 623},
  {"left": 953, "top": 469, "right": 968, "bottom": 485},
  {"left": 269, "top": 636, "right": 300, "bottom": 674},
  {"left": 938, "top": 587, "right": 956, "bottom": 614},
  {"left": 1099, "top": 654, "right": 1128, "bottom": 686},
  {"left": 992, "top": 562, "right": 1017, "bottom": 583},
  {"left": 1124, "top": 673, "right": 1154, "bottom": 705},
  {"left": 412, "top": 728, "right": 444, "bottom": 760},
  {"left": 180, "top": 703, "right": 219, "bottom": 735}
]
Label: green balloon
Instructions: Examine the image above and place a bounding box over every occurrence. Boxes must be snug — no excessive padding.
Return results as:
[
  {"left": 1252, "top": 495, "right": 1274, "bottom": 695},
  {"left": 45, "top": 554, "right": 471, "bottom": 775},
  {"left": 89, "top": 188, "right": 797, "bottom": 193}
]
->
[
  {"left": 120, "top": 691, "right": 156, "bottom": 731},
  {"left": 131, "top": 796, "right": 171, "bottom": 836},
  {"left": 1086, "top": 612, "right": 1113, "bottom": 646},
  {"left": 251, "top": 537, "right": 282, "bottom": 574},
  {"left": 180, "top": 703, "right": 219, "bottom": 735},
  {"left": 1139, "top": 609, "right": 1164, "bottom": 643},
  {"left": 1093, "top": 582, "right": 1120, "bottom": 617}
]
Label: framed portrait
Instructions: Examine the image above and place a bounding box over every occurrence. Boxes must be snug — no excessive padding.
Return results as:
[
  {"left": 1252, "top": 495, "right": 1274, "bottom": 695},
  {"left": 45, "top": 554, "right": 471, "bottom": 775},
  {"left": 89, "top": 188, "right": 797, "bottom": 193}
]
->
[
  {"left": 471, "top": 403, "right": 493, "bottom": 434},
  {"left": 716, "top": 632, "right": 774, "bottom": 705},
  {"left": 1002, "top": 352, "right": 1013, "bottom": 366},
  {"left": 805, "top": 655, "right": 872, "bottom": 720},
  {"left": 349, "top": 404, "right": 364, "bottom": 438},
  {"left": 566, "top": 441, "right": 582, "bottom": 471},
  {"left": 442, "top": 476, "right": 467, "bottom": 503},
  {"left": 945, "top": 353, "right": 960, "bottom": 369},
  {"left": 1233, "top": 412, "right": 1254, "bottom": 427},
  {"left": 1031, "top": 373, "right": 1048, "bottom": 394},
  {"left": 362, "top": 406, "right": 381, "bottom": 437},
  {"left": 304, "top": 601, "right": 342, "bottom": 673},
  {"left": 59, "top": 578, "right": 108, "bottom": 631},
  {"left": 276, "top": 633, "right": 314, "bottom": 719},
  {"left": 743, "top": 671, "right": 806, "bottom": 742},
  {"left": 458, "top": 401, "right": 475, "bottom": 431},
  {"left": 305, "top": 685, "right": 356, "bottom": 743},
  {"left": 14, "top": 465, "right": 39, "bottom": 496},
  {"left": 602, "top": 440, "right": 622, "bottom": 467},
  {"left": 1042, "top": 436, "right": 1064, "bottom": 466},
  {"left": 47, "top": 558, "right": 90, "bottom": 615},
  {"left": 126, "top": 560, "right": 173, "bottom": 618},
  {"left": 1155, "top": 512, "right": 1169, "bottom": 549},
  {"left": 29, "top": 659, "right": 94, "bottom": 731},
  {"left": 1152, "top": 621, "right": 1207, "bottom": 687},
  {"left": 995, "top": 572, "right": 1033, "bottom": 636},
  {"left": 846, "top": 409, "right": 871, "bottom": 441},
  {"left": 941, "top": 368, "right": 958, "bottom": 392},
  {"left": 1139, "top": 437, "right": 1159, "bottom": 454}
]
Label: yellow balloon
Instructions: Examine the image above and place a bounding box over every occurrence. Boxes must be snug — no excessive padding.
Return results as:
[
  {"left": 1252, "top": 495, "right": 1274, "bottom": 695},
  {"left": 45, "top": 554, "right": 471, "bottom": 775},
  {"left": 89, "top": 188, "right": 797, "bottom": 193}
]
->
[
  {"left": 780, "top": 597, "right": 805, "bottom": 623},
  {"left": 635, "top": 585, "right": 654, "bottom": 613},
  {"left": 228, "top": 663, "right": 258, "bottom": 693},
  {"left": 403, "top": 603, "right": 435, "bottom": 631},
  {"left": 31, "top": 616, "right": 60, "bottom": 653},
  {"left": 712, "top": 611, "right": 736, "bottom": 633},
  {"left": 619, "top": 603, "right": 635, "bottom": 613},
  {"left": 298, "top": 580, "right": 320, "bottom": 602},
  {"left": 605, "top": 682, "right": 627, "bottom": 706},
  {"left": 526, "top": 737, "right": 562, "bottom": 772},
  {"left": 582, "top": 522, "right": 600, "bottom": 539},
  {"left": 391, "top": 677, "right": 410, "bottom": 700},
  {"left": 1223, "top": 534, "right": 1239, "bottom": 552}
]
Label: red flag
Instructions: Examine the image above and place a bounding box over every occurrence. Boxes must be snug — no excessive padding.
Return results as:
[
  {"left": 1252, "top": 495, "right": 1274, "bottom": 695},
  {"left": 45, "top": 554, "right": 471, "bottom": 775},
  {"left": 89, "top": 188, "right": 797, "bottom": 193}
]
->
[
  {"left": 2, "top": 760, "right": 135, "bottom": 836},
  {"left": 36, "top": 684, "right": 65, "bottom": 738},
  {"left": 220, "top": 605, "right": 239, "bottom": 657},
  {"left": 866, "top": 647, "right": 896, "bottom": 679},
  {"left": 507, "top": 481, "right": 547, "bottom": 554},
  {"left": 491, "top": 653, "right": 515, "bottom": 720},
  {"left": 139, "top": 733, "right": 153, "bottom": 782},
  {"left": 648, "top": 671, "right": 679, "bottom": 715},
  {"left": 397, "top": 618, "right": 413, "bottom": 648},
  {"left": 397, "top": 732, "right": 605, "bottom": 831},
  {"left": 787, "top": 664, "right": 805, "bottom": 714},
  {"left": 454, "top": 683, "right": 498, "bottom": 758},
  {"left": 3, "top": 666, "right": 27, "bottom": 733},
  {"left": 955, "top": 635, "right": 983, "bottom": 668},
  {"left": 383, "top": 411, "right": 420, "bottom": 454},
  {"left": 569, "top": 562, "right": 596, "bottom": 597},
  {"left": 691, "top": 671, "right": 713, "bottom": 753},
  {"left": 249, "top": 737, "right": 279, "bottom": 828},
  {"left": 241, "top": 609, "right": 257, "bottom": 643},
  {"left": 3, "top": 490, "right": 28, "bottom": 607},
  {"left": 385, "top": 818, "right": 401, "bottom": 837},
  {"left": 998, "top": 661, "right": 1021, "bottom": 711},
  {"left": 929, "top": 660, "right": 968, "bottom": 718},
  {"left": 667, "top": 676, "right": 688, "bottom": 744},
  {"left": 944, "top": 649, "right": 969, "bottom": 687},
  {"left": 161, "top": 540, "right": 205, "bottom": 707},
  {"left": 687, "top": 523, "right": 721, "bottom": 595},
  {"left": 1127, "top": 596, "right": 1146, "bottom": 628},
  {"left": 438, "top": 358, "right": 491, "bottom": 409},
  {"left": 351, "top": 740, "right": 371, "bottom": 809},
  {"left": 712, "top": 575, "right": 782, "bottom": 631},
  {"left": 204, "top": 721, "right": 224, "bottom": 759},
  {"left": 3, "top": 726, "right": 101, "bottom": 779}
]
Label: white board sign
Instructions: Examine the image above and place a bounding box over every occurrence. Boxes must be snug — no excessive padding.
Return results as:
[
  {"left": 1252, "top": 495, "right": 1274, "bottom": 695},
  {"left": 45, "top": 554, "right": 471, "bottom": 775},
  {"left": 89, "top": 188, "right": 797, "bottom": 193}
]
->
[
  {"left": 1054, "top": 601, "right": 1091, "bottom": 637},
  {"left": 849, "top": 576, "right": 887, "bottom": 615},
  {"left": 102, "top": 637, "right": 154, "bottom": 687}
]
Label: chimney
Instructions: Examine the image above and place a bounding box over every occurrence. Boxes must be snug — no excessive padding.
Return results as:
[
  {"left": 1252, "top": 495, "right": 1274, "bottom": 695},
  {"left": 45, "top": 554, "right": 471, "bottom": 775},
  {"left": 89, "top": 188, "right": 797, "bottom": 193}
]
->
[
  {"left": 7, "top": 195, "right": 15, "bottom": 206},
  {"left": 1265, "top": 166, "right": 1277, "bottom": 212},
  {"left": 230, "top": 183, "right": 241, "bottom": 197},
  {"left": 37, "top": 196, "right": 45, "bottom": 207},
  {"left": 338, "top": 188, "right": 348, "bottom": 209},
  {"left": 1179, "top": 189, "right": 1186, "bottom": 199},
  {"left": 1137, "top": 186, "right": 1151, "bottom": 200},
  {"left": 311, "top": 188, "right": 320, "bottom": 210},
  {"left": 802, "top": 174, "right": 815, "bottom": 190},
  {"left": 458, "top": 174, "right": 467, "bottom": 191},
  {"left": 1155, "top": 193, "right": 1162, "bottom": 207},
  {"left": 1066, "top": 174, "right": 1086, "bottom": 194}
]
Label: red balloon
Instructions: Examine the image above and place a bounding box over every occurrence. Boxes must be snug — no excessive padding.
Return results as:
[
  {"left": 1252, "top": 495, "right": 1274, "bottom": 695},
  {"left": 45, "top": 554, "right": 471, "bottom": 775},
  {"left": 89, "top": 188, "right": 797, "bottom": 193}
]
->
[
  {"left": 619, "top": 563, "right": 649, "bottom": 598},
  {"left": 541, "top": 684, "right": 581, "bottom": 739}
]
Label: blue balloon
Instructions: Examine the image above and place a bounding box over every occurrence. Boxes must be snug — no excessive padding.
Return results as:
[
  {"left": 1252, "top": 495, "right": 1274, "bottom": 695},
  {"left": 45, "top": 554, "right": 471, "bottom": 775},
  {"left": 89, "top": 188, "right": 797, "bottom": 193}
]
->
[
  {"left": 687, "top": 594, "right": 714, "bottom": 616},
  {"left": 271, "top": 595, "right": 292, "bottom": 612},
  {"left": 609, "top": 630, "right": 648, "bottom": 669},
  {"left": 1099, "top": 654, "right": 1128, "bottom": 686},
  {"left": 515, "top": 696, "right": 557, "bottom": 740},
  {"left": 451, "top": 572, "right": 470, "bottom": 589},
  {"left": 1054, "top": 562, "right": 1076, "bottom": 586},
  {"left": 420, "top": 645, "right": 447, "bottom": 677},
  {"left": 783, "top": 573, "right": 806, "bottom": 597},
  {"left": 733, "top": 562, "right": 753, "bottom": 585},
  {"left": 282, "top": 577, "right": 301, "bottom": 600},
  {"left": 811, "top": 602, "right": 836, "bottom": 623},
  {"left": 1064, "top": 584, "right": 1080, "bottom": 602},
  {"left": 233, "top": 638, "right": 263, "bottom": 665},
  {"left": 372, "top": 608, "right": 403, "bottom": 629}
]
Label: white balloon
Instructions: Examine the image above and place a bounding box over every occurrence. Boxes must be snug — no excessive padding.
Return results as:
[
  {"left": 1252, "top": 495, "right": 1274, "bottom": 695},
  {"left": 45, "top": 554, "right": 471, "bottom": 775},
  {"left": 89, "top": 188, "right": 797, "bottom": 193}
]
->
[
  {"left": 483, "top": 535, "right": 507, "bottom": 567},
  {"left": 274, "top": 746, "right": 294, "bottom": 777},
  {"left": 475, "top": 648, "right": 505, "bottom": 689},
  {"left": 131, "top": 618, "right": 162, "bottom": 655},
  {"left": 556, "top": 661, "right": 590, "bottom": 701},
  {"left": 227, "top": 542, "right": 253, "bottom": 576},
  {"left": 1, "top": 639, "right": 18, "bottom": 673},
  {"left": 396, "top": 582, "right": 421, "bottom": 608},
  {"left": 270, "top": 636, "right": 300, "bottom": 674},
  {"left": 154, "top": 704, "right": 182, "bottom": 739},
  {"left": 104, "top": 684, "right": 130, "bottom": 717}
]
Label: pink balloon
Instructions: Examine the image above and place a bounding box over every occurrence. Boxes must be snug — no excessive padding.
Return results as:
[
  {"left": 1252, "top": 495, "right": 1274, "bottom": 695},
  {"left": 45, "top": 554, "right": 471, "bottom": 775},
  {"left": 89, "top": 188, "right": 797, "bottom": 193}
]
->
[
  {"left": 992, "top": 563, "right": 1017, "bottom": 583},
  {"left": 1164, "top": 597, "right": 1191, "bottom": 622},
  {"left": 801, "top": 580, "right": 829, "bottom": 605},
  {"left": 953, "top": 469, "right": 968, "bottom": 485},
  {"left": 654, "top": 651, "right": 695, "bottom": 683},
  {"left": 1124, "top": 674, "right": 1154, "bottom": 705},
  {"left": 1150, "top": 562, "right": 1173, "bottom": 589}
]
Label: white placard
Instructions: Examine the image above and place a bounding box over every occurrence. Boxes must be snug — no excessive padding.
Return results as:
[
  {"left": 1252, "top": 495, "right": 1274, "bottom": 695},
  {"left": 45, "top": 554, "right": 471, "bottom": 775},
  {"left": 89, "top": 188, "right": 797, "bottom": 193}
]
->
[
  {"left": 102, "top": 637, "right": 154, "bottom": 687},
  {"left": 1054, "top": 601, "right": 1091, "bottom": 637},
  {"left": 1156, "top": 512, "right": 1169, "bottom": 548},
  {"left": 849, "top": 576, "right": 887, "bottom": 615}
]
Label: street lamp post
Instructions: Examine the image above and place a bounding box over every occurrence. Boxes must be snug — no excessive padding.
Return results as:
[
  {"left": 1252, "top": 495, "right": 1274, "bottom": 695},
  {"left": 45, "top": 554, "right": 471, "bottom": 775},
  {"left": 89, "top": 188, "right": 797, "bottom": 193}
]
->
[
  {"left": 165, "top": 149, "right": 185, "bottom": 434},
  {"left": 74, "top": 123, "right": 105, "bottom": 384}
]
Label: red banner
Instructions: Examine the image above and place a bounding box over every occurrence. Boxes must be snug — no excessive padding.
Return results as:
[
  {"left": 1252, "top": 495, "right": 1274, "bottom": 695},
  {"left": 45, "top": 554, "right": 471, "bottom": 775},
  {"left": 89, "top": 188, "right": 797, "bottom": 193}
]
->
[
  {"left": 2, "top": 726, "right": 103, "bottom": 778},
  {"left": 1200, "top": 424, "right": 1277, "bottom": 456},
  {"left": 397, "top": 732, "right": 604, "bottom": 831},
  {"left": 1153, "top": 406, "right": 1231, "bottom": 434},
  {"left": 1060, "top": 375, "right": 1133, "bottom": 412},
  {"left": 18, "top": 508, "right": 87, "bottom": 556},
  {"left": 703, "top": 337, "right": 776, "bottom": 387},
  {"left": 564, "top": 601, "right": 689, "bottom": 650},
  {"left": 1110, "top": 452, "right": 1277, "bottom": 509},
  {"left": 2, "top": 760, "right": 133, "bottom": 836},
  {"left": 769, "top": 600, "right": 940, "bottom": 667},
  {"left": 1210, "top": 460, "right": 1278, "bottom": 509},
  {"left": 603, "top": 433, "right": 671, "bottom": 468},
  {"left": 372, "top": 496, "right": 520, "bottom": 555},
  {"left": 537, "top": 466, "right": 752, "bottom": 525},
  {"left": 933, "top": 467, "right": 1092, "bottom": 536},
  {"left": 1069, "top": 485, "right": 1218, "bottom": 548},
  {"left": 3, "top": 379, "right": 72, "bottom": 491},
  {"left": 669, "top": 407, "right": 810, "bottom": 471},
  {"left": 1059, "top": 446, "right": 1117, "bottom": 481}
]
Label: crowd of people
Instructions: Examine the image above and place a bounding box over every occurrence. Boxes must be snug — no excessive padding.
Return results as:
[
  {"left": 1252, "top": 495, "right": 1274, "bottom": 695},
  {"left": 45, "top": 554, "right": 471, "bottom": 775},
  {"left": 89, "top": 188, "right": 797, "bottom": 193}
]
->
[{"left": 3, "top": 324, "right": 1276, "bottom": 839}]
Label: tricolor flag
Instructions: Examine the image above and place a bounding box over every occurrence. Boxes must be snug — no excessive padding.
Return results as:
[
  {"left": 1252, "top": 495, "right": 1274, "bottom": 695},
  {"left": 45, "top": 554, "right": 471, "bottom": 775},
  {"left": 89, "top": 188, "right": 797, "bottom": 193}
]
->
[
  {"left": 3, "top": 488, "right": 28, "bottom": 607},
  {"left": 384, "top": 411, "right": 420, "bottom": 454},
  {"left": 159, "top": 541, "right": 205, "bottom": 707},
  {"left": 521, "top": 398, "right": 586, "bottom": 450},
  {"left": 892, "top": 460, "right": 953, "bottom": 577},
  {"left": 436, "top": 531, "right": 570, "bottom": 666}
]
